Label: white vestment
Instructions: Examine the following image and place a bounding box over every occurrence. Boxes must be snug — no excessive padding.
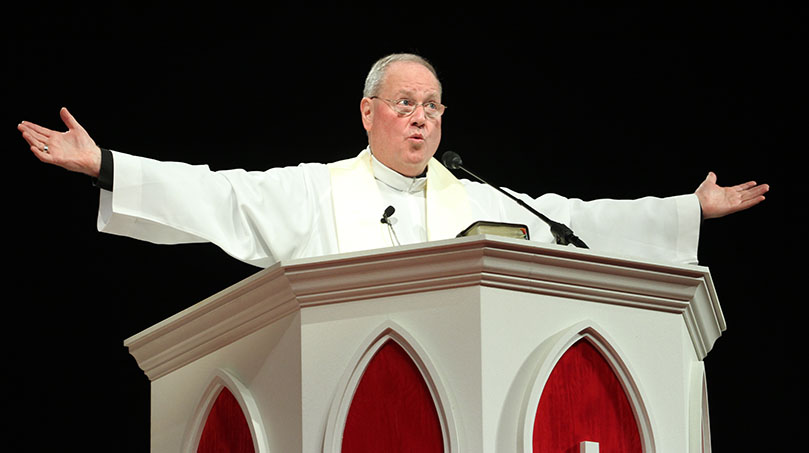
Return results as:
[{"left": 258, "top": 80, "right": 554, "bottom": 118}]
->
[{"left": 98, "top": 147, "right": 701, "bottom": 268}]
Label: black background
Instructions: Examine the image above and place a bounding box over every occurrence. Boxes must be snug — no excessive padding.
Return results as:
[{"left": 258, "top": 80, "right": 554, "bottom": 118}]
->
[{"left": 3, "top": 5, "right": 805, "bottom": 451}]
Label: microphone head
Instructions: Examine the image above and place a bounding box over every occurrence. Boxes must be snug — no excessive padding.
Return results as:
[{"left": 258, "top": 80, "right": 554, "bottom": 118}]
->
[
  {"left": 381, "top": 205, "right": 396, "bottom": 223},
  {"left": 441, "top": 151, "right": 463, "bottom": 170}
]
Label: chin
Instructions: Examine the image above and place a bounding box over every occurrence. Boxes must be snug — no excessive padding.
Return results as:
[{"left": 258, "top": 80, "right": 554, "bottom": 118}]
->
[
  {"left": 399, "top": 154, "right": 431, "bottom": 176},
  {"left": 405, "top": 151, "right": 433, "bottom": 169},
  {"left": 409, "top": 142, "right": 437, "bottom": 159}
]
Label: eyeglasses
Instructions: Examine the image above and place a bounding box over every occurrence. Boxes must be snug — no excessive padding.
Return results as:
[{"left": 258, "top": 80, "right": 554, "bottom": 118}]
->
[{"left": 370, "top": 96, "right": 446, "bottom": 119}]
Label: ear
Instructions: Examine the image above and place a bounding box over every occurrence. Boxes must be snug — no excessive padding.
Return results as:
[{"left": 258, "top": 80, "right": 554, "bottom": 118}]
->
[{"left": 360, "top": 97, "right": 374, "bottom": 132}]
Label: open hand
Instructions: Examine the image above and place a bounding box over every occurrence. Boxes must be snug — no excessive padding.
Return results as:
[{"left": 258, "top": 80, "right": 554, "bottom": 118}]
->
[
  {"left": 18, "top": 107, "right": 102, "bottom": 178},
  {"left": 695, "top": 172, "right": 769, "bottom": 219}
]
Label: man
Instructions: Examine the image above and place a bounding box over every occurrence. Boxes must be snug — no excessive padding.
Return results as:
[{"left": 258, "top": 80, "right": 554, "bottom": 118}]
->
[{"left": 17, "top": 53, "right": 768, "bottom": 268}]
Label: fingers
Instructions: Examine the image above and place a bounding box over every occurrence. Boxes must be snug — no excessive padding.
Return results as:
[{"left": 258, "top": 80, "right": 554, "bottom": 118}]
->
[
  {"left": 18, "top": 125, "right": 48, "bottom": 152},
  {"left": 730, "top": 180, "right": 768, "bottom": 202},
  {"left": 730, "top": 182, "right": 769, "bottom": 216},
  {"left": 19, "top": 123, "right": 48, "bottom": 143},
  {"left": 706, "top": 172, "right": 768, "bottom": 197},
  {"left": 18, "top": 108, "right": 71, "bottom": 157},
  {"left": 18, "top": 120, "right": 57, "bottom": 157},
  {"left": 18, "top": 120, "right": 55, "bottom": 138},
  {"left": 741, "top": 183, "right": 769, "bottom": 201},
  {"left": 29, "top": 143, "right": 54, "bottom": 164},
  {"left": 18, "top": 120, "right": 58, "bottom": 166},
  {"left": 732, "top": 180, "right": 759, "bottom": 191},
  {"left": 17, "top": 106, "right": 79, "bottom": 145},
  {"left": 735, "top": 194, "right": 766, "bottom": 213}
]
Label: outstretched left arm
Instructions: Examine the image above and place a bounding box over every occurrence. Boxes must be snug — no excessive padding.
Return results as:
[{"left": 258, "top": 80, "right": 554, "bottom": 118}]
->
[{"left": 695, "top": 172, "right": 769, "bottom": 219}]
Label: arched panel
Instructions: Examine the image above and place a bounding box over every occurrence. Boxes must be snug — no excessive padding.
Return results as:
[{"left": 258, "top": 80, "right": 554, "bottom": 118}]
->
[
  {"left": 323, "top": 321, "right": 458, "bottom": 453},
  {"left": 516, "top": 321, "right": 656, "bottom": 453},
  {"left": 183, "top": 369, "right": 268, "bottom": 453},
  {"left": 532, "top": 339, "right": 642, "bottom": 453},
  {"left": 198, "top": 387, "right": 255, "bottom": 453},
  {"left": 341, "top": 340, "right": 444, "bottom": 452}
]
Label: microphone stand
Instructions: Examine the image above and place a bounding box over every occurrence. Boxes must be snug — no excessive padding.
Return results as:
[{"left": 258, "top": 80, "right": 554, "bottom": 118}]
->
[{"left": 443, "top": 152, "right": 589, "bottom": 249}]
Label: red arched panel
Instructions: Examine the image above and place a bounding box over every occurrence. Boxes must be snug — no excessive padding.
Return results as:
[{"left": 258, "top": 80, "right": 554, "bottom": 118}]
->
[
  {"left": 342, "top": 339, "right": 444, "bottom": 453},
  {"left": 533, "top": 339, "right": 642, "bottom": 453},
  {"left": 198, "top": 387, "right": 255, "bottom": 453}
]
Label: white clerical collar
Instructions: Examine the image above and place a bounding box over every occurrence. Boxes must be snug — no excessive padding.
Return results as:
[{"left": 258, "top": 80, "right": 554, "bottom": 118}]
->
[{"left": 370, "top": 149, "right": 427, "bottom": 194}]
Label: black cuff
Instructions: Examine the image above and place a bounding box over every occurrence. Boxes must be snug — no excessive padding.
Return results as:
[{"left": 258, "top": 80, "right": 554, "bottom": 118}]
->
[{"left": 92, "top": 148, "right": 114, "bottom": 191}]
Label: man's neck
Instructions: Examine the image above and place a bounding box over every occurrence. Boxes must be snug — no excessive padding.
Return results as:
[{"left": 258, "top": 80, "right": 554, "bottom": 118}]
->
[{"left": 370, "top": 150, "right": 427, "bottom": 194}]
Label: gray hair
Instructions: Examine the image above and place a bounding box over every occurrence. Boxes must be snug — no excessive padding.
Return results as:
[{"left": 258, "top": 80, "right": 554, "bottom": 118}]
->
[{"left": 363, "top": 53, "right": 442, "bottom": 98}]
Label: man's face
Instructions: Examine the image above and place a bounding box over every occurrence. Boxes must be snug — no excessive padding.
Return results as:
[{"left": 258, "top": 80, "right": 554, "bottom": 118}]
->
[{"left": 361, "top": 61, "right": 442, "bottom": 177}]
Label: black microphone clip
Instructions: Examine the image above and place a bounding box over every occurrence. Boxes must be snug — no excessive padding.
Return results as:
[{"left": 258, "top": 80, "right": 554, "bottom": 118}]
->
[
  {"left": 381, "top": 205, "right": 395, "bottom": 224},
  {"left": 380, "top": 205, "right": 401, "bottom": 246}
]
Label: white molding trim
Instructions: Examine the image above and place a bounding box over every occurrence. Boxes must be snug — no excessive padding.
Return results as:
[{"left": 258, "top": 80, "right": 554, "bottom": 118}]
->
[
  {"left": 321, "top": 320, "right": 459, "bottom": 453},
  {"left": 286, "top": 236, "right": 723, "bottom": 360},
  {"left": 125, "top": 236, "right": 723, "bottom": 381},
  {"left": 125, "top": 265, "right": 299, "bottom": 380},
  {"left": 517, "top": 320, "right": 657, "bottom": 453},
  {"left": 181, "top": 369, "right": 269, "bottom": 453}
]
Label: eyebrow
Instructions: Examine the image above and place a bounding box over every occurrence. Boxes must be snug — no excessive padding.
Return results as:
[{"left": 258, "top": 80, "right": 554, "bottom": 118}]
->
[{"left": 394, "top": 89, "right": 441, "bottom": 100}]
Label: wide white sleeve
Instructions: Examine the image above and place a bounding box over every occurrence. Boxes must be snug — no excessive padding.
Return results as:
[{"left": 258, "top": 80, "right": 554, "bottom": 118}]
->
[
  {"left": 564, "top": 194, "right": 702, "bottom": 265},
  {"left": 97, "top": 151, "right": 334, "bottom": 267},
  {"left": 470, "top": 182, "right": 702, "bottom": 265}
]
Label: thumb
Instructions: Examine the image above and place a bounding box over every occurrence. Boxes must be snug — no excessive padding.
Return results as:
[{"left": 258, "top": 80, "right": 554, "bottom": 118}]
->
[
  {"left": 705, "top": 171, "right": 717, "bottom": 185},
  {"left": 60, "top": 107, "right": 82, "bottom": 131}
]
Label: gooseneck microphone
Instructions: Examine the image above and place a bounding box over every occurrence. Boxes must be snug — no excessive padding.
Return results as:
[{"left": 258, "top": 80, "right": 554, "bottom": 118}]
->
[{"left": 442, "top": 151, "right": 589, "bottom": 248}]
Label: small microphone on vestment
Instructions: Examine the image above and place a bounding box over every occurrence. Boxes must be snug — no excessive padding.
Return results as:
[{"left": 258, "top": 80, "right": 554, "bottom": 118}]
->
[
  {"left": 381, "top": 205, "right": 396, "bottom": 224},
  {"left": 380, "top": 205, "right": 401, "bottom": 246}
]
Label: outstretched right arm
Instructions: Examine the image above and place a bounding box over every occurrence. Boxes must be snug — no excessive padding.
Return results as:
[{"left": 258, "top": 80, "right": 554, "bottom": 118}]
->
[{"left": 19, "top": 107, "right": 334, "bottom": 267}]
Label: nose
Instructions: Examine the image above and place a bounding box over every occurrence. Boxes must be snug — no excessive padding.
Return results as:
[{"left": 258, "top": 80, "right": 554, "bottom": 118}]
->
[{"left": 410, "top": 104, "right": 427, "bottom": 126}]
